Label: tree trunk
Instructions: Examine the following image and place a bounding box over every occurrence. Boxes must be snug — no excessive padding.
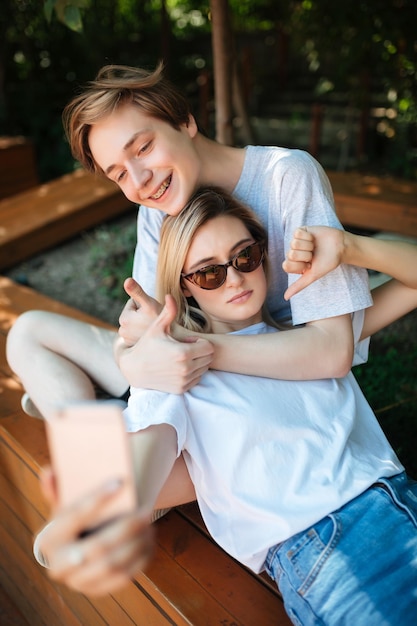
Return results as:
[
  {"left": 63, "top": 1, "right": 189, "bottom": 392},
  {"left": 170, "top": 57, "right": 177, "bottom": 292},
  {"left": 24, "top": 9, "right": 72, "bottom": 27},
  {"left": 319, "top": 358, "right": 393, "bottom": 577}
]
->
[
  {"left": 232, "top": 63, "right": 256, "bottom": 145},
  {"left": 209, "top": 0, "right": 234, "bottom": 145},
  {"left": 160, "top": 0, "right": 171, "bottom": 72}
]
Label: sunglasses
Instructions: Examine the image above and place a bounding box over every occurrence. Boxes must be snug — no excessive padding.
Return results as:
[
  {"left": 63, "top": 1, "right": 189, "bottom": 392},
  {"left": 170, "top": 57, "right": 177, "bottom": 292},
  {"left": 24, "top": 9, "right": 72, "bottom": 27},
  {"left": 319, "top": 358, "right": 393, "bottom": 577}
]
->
[{"left": 181, "top": 241, "right": 265, "bottom": 290}]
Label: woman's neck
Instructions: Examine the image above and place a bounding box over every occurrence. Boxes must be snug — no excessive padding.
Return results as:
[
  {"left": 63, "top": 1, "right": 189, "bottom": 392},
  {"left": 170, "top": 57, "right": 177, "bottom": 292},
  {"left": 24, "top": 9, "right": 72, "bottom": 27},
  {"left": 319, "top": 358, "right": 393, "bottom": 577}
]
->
[{"left": 209, "top": 312, "right": 264, "bottom": 335}]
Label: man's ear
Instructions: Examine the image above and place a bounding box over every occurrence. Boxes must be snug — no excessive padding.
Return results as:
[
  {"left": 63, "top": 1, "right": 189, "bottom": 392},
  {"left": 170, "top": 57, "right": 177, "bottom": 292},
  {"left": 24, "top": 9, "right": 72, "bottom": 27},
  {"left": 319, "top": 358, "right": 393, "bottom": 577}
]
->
[{"left": 185, "top": 114, "right": 198, "bottom": 138}]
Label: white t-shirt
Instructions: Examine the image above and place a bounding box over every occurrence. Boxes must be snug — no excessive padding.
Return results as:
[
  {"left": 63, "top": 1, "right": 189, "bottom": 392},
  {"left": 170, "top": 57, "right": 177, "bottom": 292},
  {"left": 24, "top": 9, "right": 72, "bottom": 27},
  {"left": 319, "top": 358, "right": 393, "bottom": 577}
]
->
[
  {"left": 124, "top": 321, "right": 402, "bottom": 574},
  {"left": 133, "top": 146, "right": 373, "bottom": 326}
]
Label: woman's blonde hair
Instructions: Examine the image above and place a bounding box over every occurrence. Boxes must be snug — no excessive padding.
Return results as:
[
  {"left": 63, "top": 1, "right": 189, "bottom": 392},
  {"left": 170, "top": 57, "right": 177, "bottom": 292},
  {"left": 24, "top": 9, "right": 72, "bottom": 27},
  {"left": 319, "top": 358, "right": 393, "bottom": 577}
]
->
[
  {"left": 156, "top": 187, "right": 276, "bottom": 332},
  {"left": 62, "top": 63, "right": 192, "bottom": 174}
]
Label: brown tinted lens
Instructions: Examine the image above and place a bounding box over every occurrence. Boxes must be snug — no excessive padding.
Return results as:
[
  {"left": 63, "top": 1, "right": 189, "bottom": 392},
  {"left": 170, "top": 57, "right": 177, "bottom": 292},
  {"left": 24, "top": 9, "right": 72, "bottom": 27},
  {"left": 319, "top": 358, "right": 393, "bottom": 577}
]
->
[
  {"left": 234, "top": 243, "right": 263, "bottom": 272},
  {"left": 193, "top": 265, "right": 227, "bottom": 289}
]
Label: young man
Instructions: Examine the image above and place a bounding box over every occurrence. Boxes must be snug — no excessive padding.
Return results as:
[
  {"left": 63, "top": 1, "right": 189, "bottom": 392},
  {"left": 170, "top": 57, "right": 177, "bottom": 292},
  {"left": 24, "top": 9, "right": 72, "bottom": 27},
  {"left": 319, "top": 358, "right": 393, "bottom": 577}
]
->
[{"left": 7, "top": 63, "right": 371, "bottom": 420}]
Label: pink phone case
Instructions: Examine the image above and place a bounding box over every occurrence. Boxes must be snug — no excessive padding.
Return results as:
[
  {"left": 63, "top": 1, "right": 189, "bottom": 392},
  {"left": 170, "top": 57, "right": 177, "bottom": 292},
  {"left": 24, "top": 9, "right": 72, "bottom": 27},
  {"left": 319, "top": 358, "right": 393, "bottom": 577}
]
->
[{"left": 46, "top": 402, "right": 137, "bottom": 526}]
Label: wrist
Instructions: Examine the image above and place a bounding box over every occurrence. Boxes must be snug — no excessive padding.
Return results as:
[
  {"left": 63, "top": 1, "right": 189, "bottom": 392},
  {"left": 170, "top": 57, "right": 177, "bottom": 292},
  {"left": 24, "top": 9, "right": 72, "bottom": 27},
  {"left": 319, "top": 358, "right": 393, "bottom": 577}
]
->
[
  {"left": 171, "top": 323, "right": 198, "bottom": 341},
  {"left": 341, "top": 230, "right": 358, "bottom": 266}
]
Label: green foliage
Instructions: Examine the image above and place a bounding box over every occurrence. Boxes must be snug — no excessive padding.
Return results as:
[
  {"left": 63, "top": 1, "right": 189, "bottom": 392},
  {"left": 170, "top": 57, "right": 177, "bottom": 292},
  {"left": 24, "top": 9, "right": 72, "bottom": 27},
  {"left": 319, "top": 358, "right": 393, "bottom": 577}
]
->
[
  {"left": 1, "top": 0, "right": 416, "bottom": 180},
  {"left": 353, "top": 337, "right": 417, "bottom": 478},
  {"left": 87, "top": 219, "right": 137, "bottom": 300},
  {"left": 44, "top": 0, "right": 91, "bottom": 32},
  {"left": 289, "top": 1, "right": 417, "bottom": 140}
]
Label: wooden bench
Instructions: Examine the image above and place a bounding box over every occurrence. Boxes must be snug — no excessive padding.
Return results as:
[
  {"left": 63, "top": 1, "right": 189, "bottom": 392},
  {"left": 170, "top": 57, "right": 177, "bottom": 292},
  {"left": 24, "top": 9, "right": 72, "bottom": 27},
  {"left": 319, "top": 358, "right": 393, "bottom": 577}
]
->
[
  {"left": 328, "top": 170, "right": 417, "bottom": 238},
  {"left": 0, "top": 168, "right": 133, "bottom": 271},
  {"left": 0, "top": 136, "right": 39, "bottom": 200},
  {"left": 0, "top": 276, "right": 291, "bottom": 626}
]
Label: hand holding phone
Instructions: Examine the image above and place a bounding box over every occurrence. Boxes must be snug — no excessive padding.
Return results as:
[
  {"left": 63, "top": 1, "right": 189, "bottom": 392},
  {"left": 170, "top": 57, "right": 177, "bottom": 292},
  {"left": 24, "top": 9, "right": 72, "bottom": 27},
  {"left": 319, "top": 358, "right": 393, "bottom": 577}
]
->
[{"left": 45, "top": 402, "right": 137, "bottom": 531}]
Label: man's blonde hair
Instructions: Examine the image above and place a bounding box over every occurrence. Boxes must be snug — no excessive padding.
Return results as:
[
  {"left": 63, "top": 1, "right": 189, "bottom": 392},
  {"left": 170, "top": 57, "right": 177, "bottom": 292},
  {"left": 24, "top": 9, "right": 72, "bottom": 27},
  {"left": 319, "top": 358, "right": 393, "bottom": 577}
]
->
[{"left": 62, "top": 63, "right": 192, "bottom": 173}]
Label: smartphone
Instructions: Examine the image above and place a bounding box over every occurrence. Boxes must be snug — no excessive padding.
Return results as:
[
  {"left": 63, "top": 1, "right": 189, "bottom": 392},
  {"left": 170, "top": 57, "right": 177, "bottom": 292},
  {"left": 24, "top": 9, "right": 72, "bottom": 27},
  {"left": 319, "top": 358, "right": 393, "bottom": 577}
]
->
[{"left": 46, "top": 401, "right": 137, "bottom": 530}]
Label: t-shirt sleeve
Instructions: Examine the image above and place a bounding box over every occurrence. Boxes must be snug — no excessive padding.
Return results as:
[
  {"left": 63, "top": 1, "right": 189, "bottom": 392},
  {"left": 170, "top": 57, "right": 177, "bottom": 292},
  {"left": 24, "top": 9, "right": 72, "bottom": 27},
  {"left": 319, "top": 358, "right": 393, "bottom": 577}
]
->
[
  {"left": 351, "top": 308, "right": 370, "bottom": 366},
  {"left": 132, "top": 205, "right": 164, "bottom": 298},
  {"left": 123, "top": 388, "right": 187, "bottom": 458},
  {"left": 279, "top": 151, "right": 373, "bottom": 326}
]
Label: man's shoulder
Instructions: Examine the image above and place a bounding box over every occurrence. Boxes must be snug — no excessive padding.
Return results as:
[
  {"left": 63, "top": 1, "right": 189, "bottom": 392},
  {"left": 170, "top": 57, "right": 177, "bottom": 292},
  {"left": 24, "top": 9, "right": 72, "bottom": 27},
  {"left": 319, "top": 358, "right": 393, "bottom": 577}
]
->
[{"left": 245, "top": 145, "right": 318, "bottom": 175}]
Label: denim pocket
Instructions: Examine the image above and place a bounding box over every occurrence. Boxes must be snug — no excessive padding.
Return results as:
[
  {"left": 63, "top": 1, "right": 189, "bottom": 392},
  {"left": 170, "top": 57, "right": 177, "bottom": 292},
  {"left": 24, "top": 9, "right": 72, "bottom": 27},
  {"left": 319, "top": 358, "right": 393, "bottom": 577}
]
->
[{"left": 284, "top": 515, "right": 341, "bottom": 596}]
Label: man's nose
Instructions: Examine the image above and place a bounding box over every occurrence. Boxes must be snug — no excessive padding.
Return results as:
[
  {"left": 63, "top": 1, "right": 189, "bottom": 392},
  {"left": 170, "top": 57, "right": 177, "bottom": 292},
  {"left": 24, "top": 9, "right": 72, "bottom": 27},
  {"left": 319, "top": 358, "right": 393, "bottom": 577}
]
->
[{"left": 129, "top": 163, "right": 152, "bottom": 189}]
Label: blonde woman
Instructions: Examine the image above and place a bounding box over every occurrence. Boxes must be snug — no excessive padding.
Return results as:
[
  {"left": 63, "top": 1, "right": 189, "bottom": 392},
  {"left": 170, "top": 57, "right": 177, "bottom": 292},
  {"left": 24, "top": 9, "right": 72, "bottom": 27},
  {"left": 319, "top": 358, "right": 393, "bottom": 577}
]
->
[{"left": 36, "top": 188, "right": 417, "bottom": 624}]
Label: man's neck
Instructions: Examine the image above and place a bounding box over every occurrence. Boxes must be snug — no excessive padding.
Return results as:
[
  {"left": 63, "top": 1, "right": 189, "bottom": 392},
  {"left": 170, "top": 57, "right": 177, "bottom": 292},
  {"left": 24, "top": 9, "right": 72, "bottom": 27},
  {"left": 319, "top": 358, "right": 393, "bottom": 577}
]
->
[{"left": 194, "top": 134, "right": 246, "bottom": 194}]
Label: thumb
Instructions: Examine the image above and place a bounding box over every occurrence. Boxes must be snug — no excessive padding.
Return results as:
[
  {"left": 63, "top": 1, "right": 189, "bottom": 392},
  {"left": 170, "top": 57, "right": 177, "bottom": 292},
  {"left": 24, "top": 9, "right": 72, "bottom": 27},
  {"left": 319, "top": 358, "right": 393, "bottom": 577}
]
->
[
  {"left": 284, "top": 272, "right": 316, "bottom": 300},
  {"left": 150, "top": 294, "right": 178, "bottom": 336},
  {"left": 40, "top": 465, "right": 59, "bottom": 511},
  {"left": 124, "top": 277, "right": 152, "bottom": 308}
]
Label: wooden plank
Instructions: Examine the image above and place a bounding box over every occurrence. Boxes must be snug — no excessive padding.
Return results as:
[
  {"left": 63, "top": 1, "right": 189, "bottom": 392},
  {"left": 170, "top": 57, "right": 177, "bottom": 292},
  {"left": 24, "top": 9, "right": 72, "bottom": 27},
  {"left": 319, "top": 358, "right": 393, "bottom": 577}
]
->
[
  {"left": 0, "top": 276, "right": 113, "bottom": 332},
  {"left": 0, "top": 506, "right": 113, "bottom": 626},
  {"left": 0, "top": 513, "right": 83, "bottom": 626},
  {"left": 327, "top": 170, "right": 417, "bottom": 237},
  {"left": 0, "top": 416, "right": 50, "bottom": 514},
  {"left": 150, "top": 510, "right": 286, "bottom": 625},
  {"left": 178, "top": 502, "right": 279, "bottom": 592},
  {"left": 0, "top": 137, "right": 38, "bottom": 200},
  {"left": 0, "top": 573, "right": 31, "bottom": 626},
  {"left": 0, "top": 169, "right": 133, "bottom": 270}
]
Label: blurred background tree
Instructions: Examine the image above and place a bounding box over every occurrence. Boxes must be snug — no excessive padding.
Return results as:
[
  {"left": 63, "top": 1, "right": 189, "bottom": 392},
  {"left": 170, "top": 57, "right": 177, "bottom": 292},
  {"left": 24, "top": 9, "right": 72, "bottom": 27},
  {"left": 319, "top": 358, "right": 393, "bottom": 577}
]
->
[{"left": 1, "top": 0, "right": 416, "bottom": 182}]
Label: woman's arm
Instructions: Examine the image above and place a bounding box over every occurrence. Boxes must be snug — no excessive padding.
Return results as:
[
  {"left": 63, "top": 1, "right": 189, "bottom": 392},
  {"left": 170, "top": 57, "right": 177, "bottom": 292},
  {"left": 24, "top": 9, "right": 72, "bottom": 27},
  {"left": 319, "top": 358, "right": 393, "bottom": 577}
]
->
[
  {"left": 36, "top": 423, "right": 178, "bottom": 596},
  {"left": 283, "top": 226, "right": 417, "bottom": 339}
]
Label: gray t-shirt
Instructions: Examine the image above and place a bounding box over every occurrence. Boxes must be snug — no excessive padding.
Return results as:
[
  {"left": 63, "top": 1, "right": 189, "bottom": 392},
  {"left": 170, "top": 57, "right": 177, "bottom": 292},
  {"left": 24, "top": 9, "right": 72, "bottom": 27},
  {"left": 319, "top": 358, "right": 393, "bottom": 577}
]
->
[{"left": 133, "top": 145, "right": 372, "bottom": 327}]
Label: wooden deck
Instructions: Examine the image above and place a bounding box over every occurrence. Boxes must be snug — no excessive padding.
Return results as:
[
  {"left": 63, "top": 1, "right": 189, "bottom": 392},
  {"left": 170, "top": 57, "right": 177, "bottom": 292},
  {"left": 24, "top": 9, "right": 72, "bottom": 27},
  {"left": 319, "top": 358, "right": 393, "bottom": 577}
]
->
[
  {"left": 0, "top": 276, "right": 291, "bottom": 626},
  {"left": 0, "top": 137, "right": 39, "bottom": 201},
  {"left": 328, "top": 170, "right": 417, "bottom": 238},
  {"left": 0, "top": 168, "right": 133, "bottom": 271}
]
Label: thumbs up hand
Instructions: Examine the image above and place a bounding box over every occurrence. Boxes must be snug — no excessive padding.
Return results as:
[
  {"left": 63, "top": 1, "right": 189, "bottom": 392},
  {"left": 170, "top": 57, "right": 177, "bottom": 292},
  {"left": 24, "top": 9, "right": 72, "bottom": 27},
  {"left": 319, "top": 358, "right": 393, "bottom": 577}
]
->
[{"left": 117, "top": 282, "right": 214, "bottom": 394}]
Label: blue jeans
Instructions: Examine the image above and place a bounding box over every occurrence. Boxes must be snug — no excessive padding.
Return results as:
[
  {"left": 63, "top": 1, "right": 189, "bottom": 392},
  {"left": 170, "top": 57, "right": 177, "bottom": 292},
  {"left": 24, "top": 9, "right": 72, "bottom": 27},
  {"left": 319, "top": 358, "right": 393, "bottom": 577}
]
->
[{"left": 265, "top": 472, "right": 417, "bottom": 625}]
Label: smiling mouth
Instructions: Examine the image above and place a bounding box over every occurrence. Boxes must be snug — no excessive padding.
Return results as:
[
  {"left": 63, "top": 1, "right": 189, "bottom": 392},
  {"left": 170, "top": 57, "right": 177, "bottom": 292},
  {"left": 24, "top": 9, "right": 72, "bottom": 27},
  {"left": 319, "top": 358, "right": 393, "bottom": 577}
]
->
[{"left": 151, "top": 175, "right": 172, "bottom": 200}]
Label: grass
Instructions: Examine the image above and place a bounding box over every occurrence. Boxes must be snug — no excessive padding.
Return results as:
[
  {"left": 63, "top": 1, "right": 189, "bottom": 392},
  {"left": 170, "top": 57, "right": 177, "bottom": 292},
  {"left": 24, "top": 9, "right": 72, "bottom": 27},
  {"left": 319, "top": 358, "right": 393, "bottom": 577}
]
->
[
  {"left": 353, "top": 314, "right": 417, "bottom": 479},
  {"left": 87, "top": 219, "right": 137, "bottom": 300}
]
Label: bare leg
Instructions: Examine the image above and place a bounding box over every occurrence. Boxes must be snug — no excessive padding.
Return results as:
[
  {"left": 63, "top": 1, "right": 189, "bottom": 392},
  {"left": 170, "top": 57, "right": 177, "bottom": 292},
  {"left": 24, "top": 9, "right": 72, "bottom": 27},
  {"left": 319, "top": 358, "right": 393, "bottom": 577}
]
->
[{"left": 6, "top": 311, "right": 128, "bottom": 419}]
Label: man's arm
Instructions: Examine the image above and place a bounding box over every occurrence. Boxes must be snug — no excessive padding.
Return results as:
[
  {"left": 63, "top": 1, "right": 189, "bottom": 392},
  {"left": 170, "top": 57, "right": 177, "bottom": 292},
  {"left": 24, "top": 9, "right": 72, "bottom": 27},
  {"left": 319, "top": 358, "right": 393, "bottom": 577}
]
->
[
  {"left": 175, "top": 312, "right": 354, "bottom": 380},
  {"left": 117, "top": 281, "right": 354, "bottom": 389},
  {"left": 283, "top": 226, "right": 417, "bottom": 339}
]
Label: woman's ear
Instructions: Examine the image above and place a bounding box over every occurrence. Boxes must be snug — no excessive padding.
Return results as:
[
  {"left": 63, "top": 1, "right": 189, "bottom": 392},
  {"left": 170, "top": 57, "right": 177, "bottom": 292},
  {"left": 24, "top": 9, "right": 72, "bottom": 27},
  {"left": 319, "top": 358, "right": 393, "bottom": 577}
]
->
[{"left": 181, "top": 279, "right": 192, "bottom": 298}]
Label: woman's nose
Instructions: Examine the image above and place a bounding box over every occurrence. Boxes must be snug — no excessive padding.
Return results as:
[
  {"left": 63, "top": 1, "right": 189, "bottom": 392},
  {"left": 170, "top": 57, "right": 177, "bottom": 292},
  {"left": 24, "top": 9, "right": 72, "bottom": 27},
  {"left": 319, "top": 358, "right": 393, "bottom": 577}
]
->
[{"left": 225, "top": 265, "right": 244, "bottom": 286}]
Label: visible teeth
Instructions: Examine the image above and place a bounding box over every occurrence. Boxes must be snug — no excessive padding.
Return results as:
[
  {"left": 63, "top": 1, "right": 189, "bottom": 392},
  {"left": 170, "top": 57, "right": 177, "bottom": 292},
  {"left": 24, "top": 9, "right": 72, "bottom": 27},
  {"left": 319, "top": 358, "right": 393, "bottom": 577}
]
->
[{"left": 151, "top": 177, "right": 171, "bottom": 200}]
